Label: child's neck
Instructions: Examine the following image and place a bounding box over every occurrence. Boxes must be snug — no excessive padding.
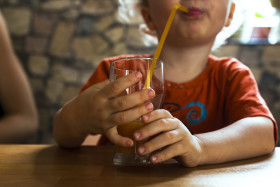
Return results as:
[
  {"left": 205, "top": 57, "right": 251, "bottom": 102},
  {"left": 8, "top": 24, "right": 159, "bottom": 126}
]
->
[{"left": 160, "top": 44, "right": 212, "bottom": 83}]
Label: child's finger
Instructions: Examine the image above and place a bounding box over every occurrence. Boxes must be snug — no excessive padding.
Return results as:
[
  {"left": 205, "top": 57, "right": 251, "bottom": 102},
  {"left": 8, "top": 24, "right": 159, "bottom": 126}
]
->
[
  {"left": 108, "top": 88, "right": 155, "bottom": 112},
  {"left": 100, "top": 72, "right": 142, "bottom": 99},
  {"left": 150, "top": 142, "right": 184, "bottom": 164},
  {"left": 137, "top": 129, "right": 181, "bottom": 155},
  {"left": 105, "top": 127, "right": 134, "bottom": 147},
  {"left": 134, "top": 117, "right": 178, "bottom": 141},
  {"left": 109, "top": 102, "right": 154, "bottom": 126},
  {"left": 79, "top": 79, "right": 110, "bottom": 98},
  {"left": 142, "top": 109, "right": 173, "bottom": 123},
  {"left": 88, "top": 79, "right": 110, "bottom": 91}
]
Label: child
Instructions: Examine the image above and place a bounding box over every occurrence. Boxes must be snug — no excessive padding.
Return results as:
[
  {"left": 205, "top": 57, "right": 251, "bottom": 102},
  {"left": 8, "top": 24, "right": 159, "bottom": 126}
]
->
[{"left": 53, "top": 0, "right": 278, "bottom": 167}]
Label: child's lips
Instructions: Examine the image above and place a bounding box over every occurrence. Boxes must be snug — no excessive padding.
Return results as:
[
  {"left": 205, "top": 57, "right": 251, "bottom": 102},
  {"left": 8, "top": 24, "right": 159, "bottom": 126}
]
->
[{"left": 183, "top": 7, "right": 204, "bottom": 18}]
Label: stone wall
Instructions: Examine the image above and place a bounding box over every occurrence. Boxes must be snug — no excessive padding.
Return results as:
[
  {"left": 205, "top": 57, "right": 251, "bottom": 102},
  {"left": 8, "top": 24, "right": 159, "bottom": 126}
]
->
[{"left": 1, "top": 0, "right": 279, "bottom": 145}]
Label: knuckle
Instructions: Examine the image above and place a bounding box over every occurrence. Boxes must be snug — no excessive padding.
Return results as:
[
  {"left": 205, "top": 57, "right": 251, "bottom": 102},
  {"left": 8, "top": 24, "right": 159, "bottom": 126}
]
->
[
  {"left": 149, "top": 110, "right": 157, "bottom": 119},
  {"left": 159, "top": 118, "right": 168, "bottom": 126},
  {"left": 163, "top": 132, "right": 174, "bottom": 140},
  {"left": 120, "top": 113, "right": 127, "bottom": 123},
  {"left": 160, "top": 109, "right": 172, "bottom": 117},
  {"left": 117, "top": 98, "right": 127, "bottom": 109},
  {"left": 110, "top": 82, "right": 120, "bottom": 93},
  {"left": 114, "top": 113, "right": 126, "bottom": 125}
]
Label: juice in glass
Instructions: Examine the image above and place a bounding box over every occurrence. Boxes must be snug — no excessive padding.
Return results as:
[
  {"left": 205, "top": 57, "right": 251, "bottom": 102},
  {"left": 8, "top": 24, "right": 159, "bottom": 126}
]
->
[{"left": 116, "top": 120, "right": 146, "bottom": 154}]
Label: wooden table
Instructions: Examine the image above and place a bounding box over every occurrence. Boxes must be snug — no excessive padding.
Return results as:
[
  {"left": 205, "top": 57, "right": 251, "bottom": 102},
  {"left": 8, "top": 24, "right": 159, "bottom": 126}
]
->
[{"left": 0, "top": 145, "right": 279, "bottom": 187}]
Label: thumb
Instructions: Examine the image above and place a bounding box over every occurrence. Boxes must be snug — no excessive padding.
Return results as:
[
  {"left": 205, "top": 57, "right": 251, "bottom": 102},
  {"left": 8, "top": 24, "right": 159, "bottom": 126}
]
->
[{"left": 105, "top": 127, "right": 134, "bottom": 147}]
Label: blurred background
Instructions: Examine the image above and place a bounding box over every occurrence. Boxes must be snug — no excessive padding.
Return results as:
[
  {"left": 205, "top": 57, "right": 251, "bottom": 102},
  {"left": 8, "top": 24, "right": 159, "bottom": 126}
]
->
[{"left": 0, "top": 0, "right": 279, "bottom": 145}]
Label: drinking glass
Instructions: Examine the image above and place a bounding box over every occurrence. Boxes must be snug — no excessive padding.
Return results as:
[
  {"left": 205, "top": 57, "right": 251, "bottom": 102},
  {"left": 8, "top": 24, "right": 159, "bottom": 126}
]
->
[{"left": 110, "top": 57, "right": 165, "bottom": 166}]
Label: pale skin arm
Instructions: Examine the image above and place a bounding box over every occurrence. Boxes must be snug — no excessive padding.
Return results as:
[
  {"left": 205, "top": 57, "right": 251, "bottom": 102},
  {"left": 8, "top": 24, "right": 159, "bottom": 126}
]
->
[
  {"left": 0, "top": 13, "right": 38, "bottom": 143},
  {"left": 53, "top": 72, "right": 156, "bottom": 148},
  {"left": 134, "top": 109, "right": 275, "bottom": 167}
]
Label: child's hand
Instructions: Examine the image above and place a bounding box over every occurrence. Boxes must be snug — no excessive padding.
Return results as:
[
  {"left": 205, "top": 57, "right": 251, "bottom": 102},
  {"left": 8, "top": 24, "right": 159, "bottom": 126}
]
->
[
  {"left": 75, "top": 72, "right": 155, "bottom": 147},
  {"left": 134, "top": 109, "right": 203, "bottom": 167}
]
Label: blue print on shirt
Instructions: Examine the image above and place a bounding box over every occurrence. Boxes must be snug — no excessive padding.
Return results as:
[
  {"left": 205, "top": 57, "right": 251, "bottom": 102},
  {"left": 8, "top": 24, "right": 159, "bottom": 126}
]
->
[
  {"left": 163, "top": 102, "right": 207, "bottom": 126},
  {"left": 183, "top": 102, "right": 207, "bottom": 126}
]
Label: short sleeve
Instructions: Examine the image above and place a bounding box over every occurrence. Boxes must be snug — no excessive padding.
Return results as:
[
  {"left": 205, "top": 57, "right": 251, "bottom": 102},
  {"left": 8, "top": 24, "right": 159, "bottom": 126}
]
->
[{"left": 224, "top": 61, "right": 278, "bottom": 143}]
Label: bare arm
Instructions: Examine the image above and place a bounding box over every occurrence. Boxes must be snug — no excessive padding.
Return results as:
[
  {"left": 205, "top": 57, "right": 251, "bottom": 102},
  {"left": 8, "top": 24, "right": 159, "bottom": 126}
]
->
[
  {"left": 195, "top": 116, "right": 275, "bottom": 165},
  {"left": 0, "top": 12, "right": 38, "bottom": 143}
]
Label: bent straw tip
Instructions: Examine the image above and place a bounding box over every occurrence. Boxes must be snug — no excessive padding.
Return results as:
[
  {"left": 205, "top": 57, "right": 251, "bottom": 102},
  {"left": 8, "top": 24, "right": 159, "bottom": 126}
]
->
[{"left": 175, "top": 4, "right": 188, "bottom": 13}]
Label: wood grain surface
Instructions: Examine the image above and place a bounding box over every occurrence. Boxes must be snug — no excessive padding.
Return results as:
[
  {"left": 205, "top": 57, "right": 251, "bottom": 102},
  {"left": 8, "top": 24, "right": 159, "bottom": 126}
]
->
[{"left": 0, "top": 145, "right": 279, "bottom": 187}]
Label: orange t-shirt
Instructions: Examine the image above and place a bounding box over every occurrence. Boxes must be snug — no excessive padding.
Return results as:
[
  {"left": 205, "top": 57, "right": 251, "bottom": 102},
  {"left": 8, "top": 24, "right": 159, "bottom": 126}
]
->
[{"left": 80, "top": 54, "right": 278, "bottom": 144}]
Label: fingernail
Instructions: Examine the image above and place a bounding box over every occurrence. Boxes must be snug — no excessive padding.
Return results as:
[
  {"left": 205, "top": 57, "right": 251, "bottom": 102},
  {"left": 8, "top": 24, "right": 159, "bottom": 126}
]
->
[
  {"left": 145, "top": 103, "right": 153, "bottom": 111},
  {"left": 136, "top": 72, "right": 142, "bottom": 79},
  {"left": 151, "top": 156, "right": 158, "bottom": 162},
  {"left": 134, "top": 132, "right": 141, "bottom": 140},
  {"left": 126, "top": 141, "right": 133, "bottom": 147},
  {"left": 138, "top": 146, "right": 145, "bottom": 154},
  {"left": 148, "top": 89, "right": 155, "bottom": 98}
]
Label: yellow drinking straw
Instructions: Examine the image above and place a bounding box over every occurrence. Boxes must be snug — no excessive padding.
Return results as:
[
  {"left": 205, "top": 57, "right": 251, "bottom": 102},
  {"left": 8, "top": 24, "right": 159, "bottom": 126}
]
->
[{"left": 144, "top": 4, "right": 188, "bottom": 88}]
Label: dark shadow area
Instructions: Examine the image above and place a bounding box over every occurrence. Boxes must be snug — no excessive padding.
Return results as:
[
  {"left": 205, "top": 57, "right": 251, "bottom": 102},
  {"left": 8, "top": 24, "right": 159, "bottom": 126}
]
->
[{"left": 31, "top": 145, "right": 275, "bottom": 186}]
